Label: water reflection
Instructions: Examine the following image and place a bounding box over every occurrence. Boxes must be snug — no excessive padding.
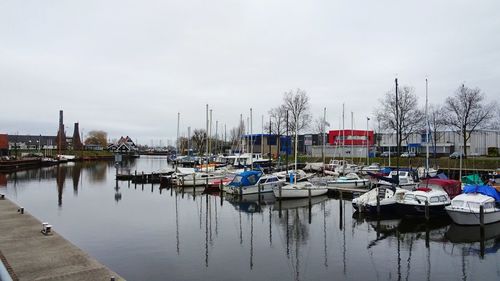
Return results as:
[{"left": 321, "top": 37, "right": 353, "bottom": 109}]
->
[{"left": 0, "top": 157, "right": 498, "bottom": 281}]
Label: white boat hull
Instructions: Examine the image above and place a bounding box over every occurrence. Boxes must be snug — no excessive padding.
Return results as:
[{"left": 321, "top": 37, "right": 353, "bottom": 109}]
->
[
  {"left": 445, "top": 208, "right": 500, "bottom": 225},
  {"left": 273, "top": 184, "right": 328, "bottom": 199},
  {"left": 327, "top": 180, "right": 369, "bottom": 189}
]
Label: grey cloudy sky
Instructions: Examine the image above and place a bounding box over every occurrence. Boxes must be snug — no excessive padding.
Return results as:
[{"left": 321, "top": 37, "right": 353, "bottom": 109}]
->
[{"left": 1, "top": 0, "right": 499, "bottom": 145}]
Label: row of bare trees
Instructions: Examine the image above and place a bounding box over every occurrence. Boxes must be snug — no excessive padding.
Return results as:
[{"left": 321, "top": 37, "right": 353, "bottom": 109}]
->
[{"left": 375, "top": 83, "right": 497, "bottom": 158}]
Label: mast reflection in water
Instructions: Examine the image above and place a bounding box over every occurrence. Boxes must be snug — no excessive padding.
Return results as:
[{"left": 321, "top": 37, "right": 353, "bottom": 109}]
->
[{"left": 0, "top": 156, "right": 498, "bottom": 281}]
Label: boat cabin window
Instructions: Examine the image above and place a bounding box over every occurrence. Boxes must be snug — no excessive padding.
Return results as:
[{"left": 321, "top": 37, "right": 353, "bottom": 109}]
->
[
  {"left": 259, "top": 178, "right": 268, "bottom": 184},
  {"left": 430, "top": 196, "right": 439, "bottom": 203},
  {"left": 451, "top": 200, "right": 464, "bottom": 207},
  {"left": 232, "top": 176, "right": 243, "bottom": 184},
  {"left": 484, "top": 202, "right": 494, "bottom": 209},
  {"left": 404, "top": 194, "right": 415, "bottom": 201},
  {"left": 467, "top": 202, "right": 480, "bottom": 210},
  {"left": 415, "top": 195, "right": 427, "bottom": 203},
  {"left": 439, "top": 195, "right": 448, "bottom": 202},
  {"left": 267, "top": 177, "right": 277, "bottom": 183},
  {"left": 247, "top": 175, "right": 258, "bottom": 185}
]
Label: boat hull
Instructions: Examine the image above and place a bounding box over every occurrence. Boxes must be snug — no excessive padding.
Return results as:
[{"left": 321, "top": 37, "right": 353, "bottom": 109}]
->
[
  {"left": 396, "top": 203, "right": 448, "bottom": 218},
  {"left": 445, "top": 208, "right": 500, "bottom": 225},
  {"left": 327, "top": 180, "right": 369, "bottom": 189},
  {"left": 273, "top": 187, "right": 328, "bottom": 199}
]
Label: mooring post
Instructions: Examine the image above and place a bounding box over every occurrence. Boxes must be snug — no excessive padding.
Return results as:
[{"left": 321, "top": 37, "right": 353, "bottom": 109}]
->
[
  {"left": 151, "top": 173, "right": 154, "bottom": 188},
  {"left": 425, "top": 200, "right": 430, "bottom": 221},
  {"left": 258, "top": 182, "right": 261, "bottom": 196},
  {"left": 376, "top": 191, "right": 380, "bottom": 216},
  {"left": 193, "top": 173, "right": 196, "bottom": 194},
  {"left": 278, "top": 185, "right": 282, "bottom": 200},
  {"left": 239, "top": 184, "right": 243, "bottom": 199},
  {"left": 480, "top": 204, "right": 485, "bottom": 258},
  {"left": 308, "top": 188, "right": 312, "bottom": 207},
  {"left": 479, "top": 205, "right": 485, "bottom": 228}
]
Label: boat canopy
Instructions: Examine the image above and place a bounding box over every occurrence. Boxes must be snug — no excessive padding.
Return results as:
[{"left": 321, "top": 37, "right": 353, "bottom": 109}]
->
[
  {"left": 462, "top": 185, "right": 500, "bottom": 202},
  {"left": 229, "top": 171, "right": 263, "bottom": 187},
  {"left": 419, "top": 179, "right": 461, "bottom": 198},
  {"left": 461, "top": 174, "right": 483, "bottom": 185}
]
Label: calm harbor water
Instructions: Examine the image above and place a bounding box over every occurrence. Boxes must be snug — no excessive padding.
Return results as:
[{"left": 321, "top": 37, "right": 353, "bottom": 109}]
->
[{"left": 1, "top": 156, "right": 499, "bottom": 281}]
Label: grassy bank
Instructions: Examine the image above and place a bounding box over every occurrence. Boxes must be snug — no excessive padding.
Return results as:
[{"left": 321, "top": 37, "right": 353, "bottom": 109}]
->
[{"left": 12, "top": 149, "right": 113, "bottom": 158}]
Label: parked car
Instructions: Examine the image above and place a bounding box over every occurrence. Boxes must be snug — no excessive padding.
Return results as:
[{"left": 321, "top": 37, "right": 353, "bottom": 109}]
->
[
  {"left": 400, "top": 152, "right": 416, "bottom": 158},
  {"left": 449, "top": 152, "right": 465, "bottom": 159},
  {"left": 380, "top": 151, "right": 396, "bottom": 157}
]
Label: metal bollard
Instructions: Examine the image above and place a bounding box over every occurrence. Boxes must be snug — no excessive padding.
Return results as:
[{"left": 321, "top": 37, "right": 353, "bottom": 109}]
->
[{"left": 18, "top": 207, "right": 24, "bottom": 214}]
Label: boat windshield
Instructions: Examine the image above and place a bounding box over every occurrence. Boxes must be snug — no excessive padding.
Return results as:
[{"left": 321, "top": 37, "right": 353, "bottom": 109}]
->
[
  {"left": 247, "top": 175, "right": 258, "bottom": 185},
  {"left": 452, "top": 200, "right": 464, "bottom": 207},
  {"left": 232, "top": 176, "right": 243, "bottom": 184}
]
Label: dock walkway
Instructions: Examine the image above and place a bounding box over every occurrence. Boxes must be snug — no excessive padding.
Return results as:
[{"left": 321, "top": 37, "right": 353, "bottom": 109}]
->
[{"left": 0, "top": 197, "right": 125, "bottom": 281}]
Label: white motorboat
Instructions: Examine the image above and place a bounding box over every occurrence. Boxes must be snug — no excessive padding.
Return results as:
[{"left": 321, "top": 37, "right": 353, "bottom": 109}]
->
[
  {"left": 360, "top": 163, "right": 382, "bottom": 175},
  {"left": 445, "top": 185, "right": 500, "bottom": 225},
  {"left": 395, "top": 188, "right": 451, "bottom": 218},
  {"left": 273, "top": 181, "right": 328, "bottom": 199},
  {"left": 327, "top": 173, "right": 369, "bottom": 189},
  {"left": 352, "top": 186, "right": 407, "bottom": 214},
  {"left": 226, "top": 171, "right": 285, "bottom": 195},
  {"left": 417, "top": 167, "right": 438, "bottom": 178},
  {"left": 377, "top": 170, "right": 418, "bottom": 191}
]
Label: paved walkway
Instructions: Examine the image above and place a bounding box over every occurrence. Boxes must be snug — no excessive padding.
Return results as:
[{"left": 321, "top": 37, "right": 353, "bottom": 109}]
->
[{"left": 0, "top": 197, "right": 125, "bottom": 281}]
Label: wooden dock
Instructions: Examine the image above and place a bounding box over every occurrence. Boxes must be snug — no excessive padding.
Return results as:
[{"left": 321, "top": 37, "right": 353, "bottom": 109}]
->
[
  {"left": 0, "top": 196, "right": 125, "bottom": 281},
  {"left": 327, "top": 186, "right": 370, "bottom": 194}
]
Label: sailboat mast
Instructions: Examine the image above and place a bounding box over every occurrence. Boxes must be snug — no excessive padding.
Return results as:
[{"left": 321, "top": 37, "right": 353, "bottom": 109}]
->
[
  {"left": 342, "top": 103, "right": 345, "bottom": 163},
  {"left": 294, "top": 113, "right": 298, "bottom": 181},
  {"left": 425, "top": 78, "right": 429, "bottom": 172},
  {"left": 206, "top": 104, "right": 209, "bottom": 173},
  {"left": 250, "top": 108, "right": 253, "bottom": 170},
  {"left": 395, "top": 78, "right": 400, "bottom": 184},
  {"left": 351, "top": 111, "right": 354, "bottom": 162},
  {"left": 322, "top": 107, "right": 326, "bottom": 171}
]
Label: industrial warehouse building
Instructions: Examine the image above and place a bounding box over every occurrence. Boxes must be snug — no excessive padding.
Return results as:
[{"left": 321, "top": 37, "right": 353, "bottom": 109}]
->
[{"left": 307, "top": 129, "right": 500, "bottom": 158}]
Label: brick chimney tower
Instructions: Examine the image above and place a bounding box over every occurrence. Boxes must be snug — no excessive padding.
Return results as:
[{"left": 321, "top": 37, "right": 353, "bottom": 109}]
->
[
  {"left": 72, "top": 122, "right": 83, "bottom": 150},
  {"left": 56, "top": 110, "right": 67, "bottom": 151}
]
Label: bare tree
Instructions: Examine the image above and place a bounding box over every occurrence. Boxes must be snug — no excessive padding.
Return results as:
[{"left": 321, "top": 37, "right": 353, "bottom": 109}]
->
[
  {"left": 283, "top": 88, "right": 311, "bottom": 134},
  {"left": 375, "top": 86, "right": 425, "bottom": 154},
  {"left": 443, "top": 84, "right": 495, "bottom": 157},
  {"left": 268, "top": 105, "right": 287, "bottom": 156},
  {"left": 191, "top": 129, "right": 206, "bottom": 155},
  {"left": 313, "top": 116, "right": 330, "bottom": 145},
  {"left": 229, "top": 119, "right": 245, "bottom": 152},
  {"left": 428, "top": 104, "right": 446, "bottom": 163}
]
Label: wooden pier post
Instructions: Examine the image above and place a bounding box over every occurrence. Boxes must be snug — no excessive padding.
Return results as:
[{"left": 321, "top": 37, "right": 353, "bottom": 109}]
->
[
  {"left": 278, "top": 185, "right": 282, "bottom": 200},
  {"left": 480, "top": 204, "right": 485, "bottom": 258},
  {"left": 308, "top": 188, "right": 312, "bottom": 224},
  {"left": 220, "top": 181, "right": 224, "bottom": 206},
  {"left": 193, "top": 173, "right": 196, "bottom": 194},
  {"left": 425, "top": 201, "right": 430, "bottom": 221},
  {"left": 376, "top": 191, "right": 380, "bottom": 216},
  {"left": 479, "top": 205, "right": 485, "bottom": 228},
  {"left": 258, "top": 182, "right": 261, "bottom": 196}
]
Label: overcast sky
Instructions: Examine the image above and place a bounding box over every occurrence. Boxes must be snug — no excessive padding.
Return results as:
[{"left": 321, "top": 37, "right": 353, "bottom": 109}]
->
[{"left": 1, "top": 0, "right": 499, "bottom": 145}]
